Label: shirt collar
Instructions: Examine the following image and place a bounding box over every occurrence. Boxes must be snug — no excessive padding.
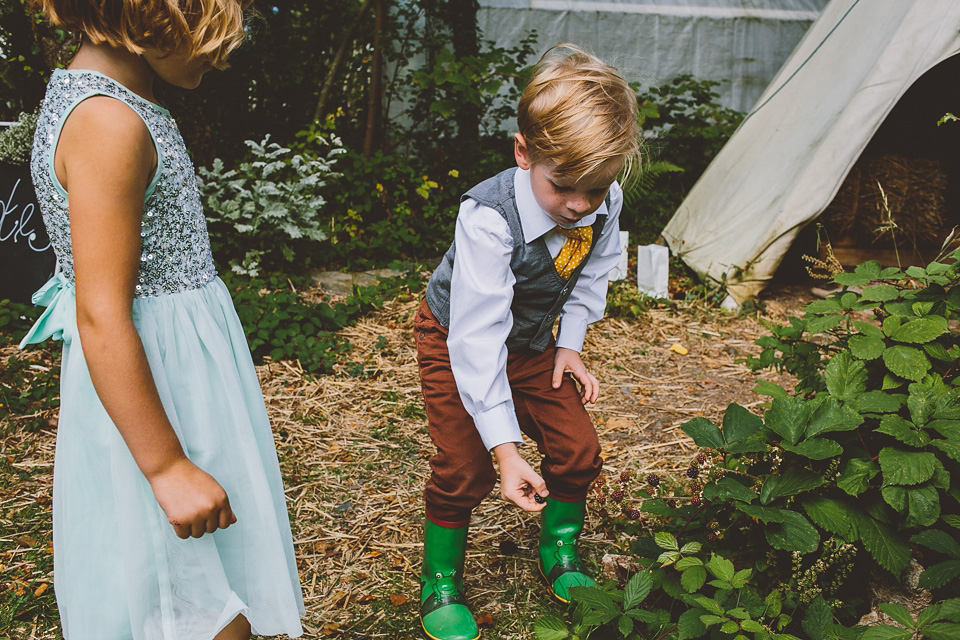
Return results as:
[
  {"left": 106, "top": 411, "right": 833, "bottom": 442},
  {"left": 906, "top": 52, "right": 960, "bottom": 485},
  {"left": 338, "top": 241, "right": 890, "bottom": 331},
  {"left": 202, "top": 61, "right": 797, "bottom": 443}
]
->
[{"left": 514, "top": 167, "right": 601, "bottom": 244}]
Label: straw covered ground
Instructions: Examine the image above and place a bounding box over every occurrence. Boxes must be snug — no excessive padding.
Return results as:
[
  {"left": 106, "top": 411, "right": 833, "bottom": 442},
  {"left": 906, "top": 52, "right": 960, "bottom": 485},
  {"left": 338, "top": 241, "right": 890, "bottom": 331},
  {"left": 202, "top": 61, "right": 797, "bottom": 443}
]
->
[{"left": 0, "top": 283, "right": 814, "bottom": 638}]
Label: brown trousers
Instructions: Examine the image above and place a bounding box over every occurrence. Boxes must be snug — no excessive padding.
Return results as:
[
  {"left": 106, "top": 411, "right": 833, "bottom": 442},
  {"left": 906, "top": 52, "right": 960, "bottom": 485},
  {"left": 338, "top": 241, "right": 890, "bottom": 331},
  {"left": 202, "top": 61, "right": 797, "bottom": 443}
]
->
[{"left": 414, "top": 298, "right": 602, "bottom": 526}]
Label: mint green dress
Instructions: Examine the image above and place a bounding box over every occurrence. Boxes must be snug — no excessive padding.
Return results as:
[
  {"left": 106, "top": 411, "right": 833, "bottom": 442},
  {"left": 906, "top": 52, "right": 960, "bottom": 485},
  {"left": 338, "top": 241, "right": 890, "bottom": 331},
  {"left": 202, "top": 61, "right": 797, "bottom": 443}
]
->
[{"left": 21, "top": 69, "right": 305, "bottom": 639}]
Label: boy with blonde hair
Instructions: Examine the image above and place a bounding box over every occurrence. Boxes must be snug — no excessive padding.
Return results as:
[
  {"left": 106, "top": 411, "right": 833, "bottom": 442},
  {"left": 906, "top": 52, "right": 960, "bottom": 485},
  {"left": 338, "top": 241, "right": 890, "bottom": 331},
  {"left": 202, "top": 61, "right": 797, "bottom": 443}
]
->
[{"left": 414, "top": 44, "right": 641, "bottom": 639}]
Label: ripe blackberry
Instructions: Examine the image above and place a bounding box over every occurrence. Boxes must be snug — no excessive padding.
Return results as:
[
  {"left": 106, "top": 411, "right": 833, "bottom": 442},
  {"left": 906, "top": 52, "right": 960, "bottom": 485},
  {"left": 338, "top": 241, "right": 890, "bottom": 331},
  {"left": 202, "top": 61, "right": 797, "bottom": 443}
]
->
[
  {"left": 666, "top": 499, "right": 677, "bottom": 508},
  {"left": 646, "top": 474, "right": 660, "bottom": 487},
  {"left": 619, "top": 470, "right": 632, "bottom": 483},
  {"left": 534, "top": 493, "right": 546, "bottom": 504},
  {"left": 691, "top": 495, "right": 702, "bottom": 506},
  {"left": 627, "top": 509, "right": 642, "bottom": 520},
  {"left": 610, "top": 489, "right": 624, "bottom": 503},
  {"left": 696, "top": 453, "right": 707, "bottom": 465},
  {"left": 686, "top": 467, "right": 700, "bottom": 479}
]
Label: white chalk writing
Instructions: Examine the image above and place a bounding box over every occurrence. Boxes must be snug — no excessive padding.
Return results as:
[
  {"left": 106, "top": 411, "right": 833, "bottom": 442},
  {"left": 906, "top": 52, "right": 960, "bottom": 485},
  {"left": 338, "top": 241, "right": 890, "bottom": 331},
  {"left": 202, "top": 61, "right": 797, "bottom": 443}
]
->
[{"left": 0, "top": 178, "right": 51, "bottom": 253}]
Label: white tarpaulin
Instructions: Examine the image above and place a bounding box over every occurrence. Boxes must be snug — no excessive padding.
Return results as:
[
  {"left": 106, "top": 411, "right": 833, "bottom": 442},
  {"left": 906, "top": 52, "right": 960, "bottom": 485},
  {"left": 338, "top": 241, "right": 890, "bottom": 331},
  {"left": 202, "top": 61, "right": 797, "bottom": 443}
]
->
[
  {"left": 478, "top": 0, "right": 829, "bottom": 113},
  {"left": 661, "top": 0, "right": 960, "bottom": 303}
]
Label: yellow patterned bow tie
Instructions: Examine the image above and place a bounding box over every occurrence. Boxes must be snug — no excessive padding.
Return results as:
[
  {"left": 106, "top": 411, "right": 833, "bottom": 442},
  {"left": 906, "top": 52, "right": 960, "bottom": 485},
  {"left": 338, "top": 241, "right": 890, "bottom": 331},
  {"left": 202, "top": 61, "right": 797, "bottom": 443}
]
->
[{"left": 553, "top": 225, "right": 593, "bottom": 280}]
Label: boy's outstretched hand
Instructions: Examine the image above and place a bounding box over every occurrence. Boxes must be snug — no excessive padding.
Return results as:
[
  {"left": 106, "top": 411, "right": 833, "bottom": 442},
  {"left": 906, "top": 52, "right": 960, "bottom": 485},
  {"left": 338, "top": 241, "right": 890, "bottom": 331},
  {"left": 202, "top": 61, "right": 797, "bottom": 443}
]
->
[
  {"left": 493, "top": 443, "right": 548, "bottom": 511},
  {"left": 552, "top": 346, "right": 599, "bottom": 404}
]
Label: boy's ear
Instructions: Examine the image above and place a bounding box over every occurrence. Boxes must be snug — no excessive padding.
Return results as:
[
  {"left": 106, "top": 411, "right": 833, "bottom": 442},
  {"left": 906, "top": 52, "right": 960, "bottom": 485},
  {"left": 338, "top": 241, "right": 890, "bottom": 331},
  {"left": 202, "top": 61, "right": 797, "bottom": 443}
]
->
[{"left": 514, "top": 133, "right": 532, "bottom": 170}]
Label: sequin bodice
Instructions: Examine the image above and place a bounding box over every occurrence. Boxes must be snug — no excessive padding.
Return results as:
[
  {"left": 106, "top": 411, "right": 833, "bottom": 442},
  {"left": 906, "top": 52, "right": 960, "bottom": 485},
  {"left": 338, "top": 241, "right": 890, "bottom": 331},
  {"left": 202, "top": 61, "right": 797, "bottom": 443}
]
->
[{"left": 31, "top": 69, "right": 217, "bottom": 297}]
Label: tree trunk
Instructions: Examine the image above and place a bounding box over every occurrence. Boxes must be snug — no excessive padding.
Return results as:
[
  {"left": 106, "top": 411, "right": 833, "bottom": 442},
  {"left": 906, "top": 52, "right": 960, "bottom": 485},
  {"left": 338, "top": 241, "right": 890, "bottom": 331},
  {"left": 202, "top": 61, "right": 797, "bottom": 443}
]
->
[
  {"left": 363, "top": 0, "right": 386, "bottom": 157},
  {"left": 314, "top": 0, "right": 374, "bottom": 124},
  {"left": 445, "top": 0, "right": 481, "bottom": 162}
]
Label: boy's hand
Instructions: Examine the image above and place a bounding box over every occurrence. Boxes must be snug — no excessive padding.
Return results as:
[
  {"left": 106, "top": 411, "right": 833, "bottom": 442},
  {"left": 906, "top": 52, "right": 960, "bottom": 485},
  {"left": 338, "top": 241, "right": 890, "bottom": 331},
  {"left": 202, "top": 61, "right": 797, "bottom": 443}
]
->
[
  {"left": 492, "top": 443, "right": 548, "bottom": 511},
  {"left": 552, "top": 347, "right": 599, "bottom": 404}
]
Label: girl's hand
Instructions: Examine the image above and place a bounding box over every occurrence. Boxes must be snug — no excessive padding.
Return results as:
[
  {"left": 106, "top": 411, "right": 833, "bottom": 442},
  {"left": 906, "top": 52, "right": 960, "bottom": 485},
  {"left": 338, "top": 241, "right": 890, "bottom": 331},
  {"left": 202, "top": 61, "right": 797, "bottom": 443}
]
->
[
  {"left": 493, "top": 443, "right": 548, "bottom": 511},
  {"left": 552, "top": 347, "right": 599, "bottom": 404},
  {"left": 148, "top": 458, "right": 237, "bottom": 539}
]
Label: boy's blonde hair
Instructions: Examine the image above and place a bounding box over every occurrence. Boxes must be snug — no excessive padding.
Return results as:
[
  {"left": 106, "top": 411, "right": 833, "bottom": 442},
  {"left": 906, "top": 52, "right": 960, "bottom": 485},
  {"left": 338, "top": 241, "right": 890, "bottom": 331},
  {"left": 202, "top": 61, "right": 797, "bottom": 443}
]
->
[
  {"left": 39, "top": 0, "right": 251, "bottom": 69},
  {"left": 518, "top": 44, "right": 641, "bottom": 185}
]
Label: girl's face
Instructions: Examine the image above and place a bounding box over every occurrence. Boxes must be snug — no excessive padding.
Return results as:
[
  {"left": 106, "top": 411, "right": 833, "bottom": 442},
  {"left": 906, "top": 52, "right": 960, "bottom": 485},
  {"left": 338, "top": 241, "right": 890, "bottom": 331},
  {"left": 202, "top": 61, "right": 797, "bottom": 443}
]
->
[
  {"left": 142, "top": 46, "right": 215, "bottom": 89},
  {"left": 514, "top": 133, "right": 621, "bottom": 226}
]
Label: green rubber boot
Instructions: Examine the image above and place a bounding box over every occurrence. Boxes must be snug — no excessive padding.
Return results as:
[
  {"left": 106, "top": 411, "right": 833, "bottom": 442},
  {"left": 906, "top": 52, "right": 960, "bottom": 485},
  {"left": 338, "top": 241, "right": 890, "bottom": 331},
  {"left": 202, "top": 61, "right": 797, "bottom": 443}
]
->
[
  {"left": 539, "top": 498, "right": 596, "bottom": 603},
  {"left": 420, "top": 519, "right": 480, "bottom": 640}
]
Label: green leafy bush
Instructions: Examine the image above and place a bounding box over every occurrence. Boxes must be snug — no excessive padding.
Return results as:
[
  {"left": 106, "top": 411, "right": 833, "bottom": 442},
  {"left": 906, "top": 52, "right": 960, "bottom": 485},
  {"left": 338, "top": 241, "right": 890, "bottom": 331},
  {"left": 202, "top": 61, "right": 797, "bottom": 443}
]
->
[
  {"left": 305, "top": 27, "right": 536, "bottom": 269},
  {"left": 223, "top": 269, "right": 424, "bottom": 376},
  {"left": 397, "top": 35, "right": 536, "bottom": 150},
  {"left": 625, "top": 76, "right": 743, "bottom": 243},
  {"left": 537, "top": 536, "right": 814, "bottom": 640},
  {"left": 317, "top": 148, "right": 466, "bottom": 268},
  {"left": 384, "top": 2, "right": 536, "bottom": 163},
  {"left": 537, "top": 251, "right": 960, "bottom": 638},
  {"left": 198, "top": 134, "right": 345, "bottom": 276},
  {"left": 0, "top": 351, "right": 59, "bottom": 434},
  {"left": 859, "top": 599, "right": 960, "bottom": 639},
  {"left": 0, "top": 111, "right": 38, "bottom": 166},
  {"left": 736, "top": 255, "right": 960, "bottom": 577},
  {"left": 0, "top": 299, "right": 39, "bottom": 338},
  {"left": 224, "top": 273, "right": 361, "bottom": 375}
]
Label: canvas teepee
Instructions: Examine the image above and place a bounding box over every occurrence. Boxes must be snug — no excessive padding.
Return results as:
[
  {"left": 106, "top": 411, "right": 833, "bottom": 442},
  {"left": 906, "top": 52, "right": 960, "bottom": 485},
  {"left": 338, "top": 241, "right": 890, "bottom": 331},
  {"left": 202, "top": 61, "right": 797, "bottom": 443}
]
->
[{"left": 661, "top": 0, "right": 960, "bottom": 304}]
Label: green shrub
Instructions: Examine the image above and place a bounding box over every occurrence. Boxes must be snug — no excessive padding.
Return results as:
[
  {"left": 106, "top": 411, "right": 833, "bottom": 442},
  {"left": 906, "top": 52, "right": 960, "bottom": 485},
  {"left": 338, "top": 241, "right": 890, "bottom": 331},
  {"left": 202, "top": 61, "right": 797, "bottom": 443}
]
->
[
  {"left": 736, "top": 255, "right": 960, "bottom": 576},
  {"left": 198, "top": 134, "right": 345, "bottom": 276},
  {"left": 315, "top": 147, "right": 477, "bottom": 268},
  {"left": 625, "top": 76, "right": 743, "bottom": 243},
  {"left": 0, "top": 111, "right": 38, "bottom": 166},
  {"left": 224, "top": 272, "right": 359, "bottom": 375},
  {"left": 537, "top": 542, "right": 808, "bottom": 640},
  {"left": 860, "top": 599, "right": 960, "bottom": 639},
  {"left": 384, "top": 4, "right": 536, "bottom": 166},
  {"left": 0, "top": 351, "right": 59, "bottom": 434},
  {"left": 0, "top": 299, "right": 39, "bottom": 338},
  {"left": 537, "top": 250, "right": 960, "bottom": 639},
  {"left": 223, "top": 268, "right": 424, "bottom": 376}
]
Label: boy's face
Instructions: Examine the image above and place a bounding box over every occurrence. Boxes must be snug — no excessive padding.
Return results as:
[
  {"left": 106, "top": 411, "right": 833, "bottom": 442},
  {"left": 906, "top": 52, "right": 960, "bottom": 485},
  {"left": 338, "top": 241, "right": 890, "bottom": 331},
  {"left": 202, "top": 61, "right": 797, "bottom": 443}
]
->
[{"left": 514, "top": 133, "right": 621, "bottom": 227}]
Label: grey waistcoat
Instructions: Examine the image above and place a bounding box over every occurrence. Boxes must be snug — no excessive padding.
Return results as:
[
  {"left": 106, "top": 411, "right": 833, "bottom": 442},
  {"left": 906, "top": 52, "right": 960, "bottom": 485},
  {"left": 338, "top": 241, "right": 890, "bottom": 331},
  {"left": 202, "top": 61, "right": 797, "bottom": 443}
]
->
[{"left": 425, "top": 167, "right": 608, "bottom": 352}]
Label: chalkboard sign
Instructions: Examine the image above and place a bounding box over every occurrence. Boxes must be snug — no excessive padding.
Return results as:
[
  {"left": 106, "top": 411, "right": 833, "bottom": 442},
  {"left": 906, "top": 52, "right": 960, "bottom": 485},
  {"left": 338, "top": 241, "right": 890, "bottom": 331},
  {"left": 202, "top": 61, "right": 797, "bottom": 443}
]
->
[{"left": 0, "top": 162, "right": 55, "bottom": 304}]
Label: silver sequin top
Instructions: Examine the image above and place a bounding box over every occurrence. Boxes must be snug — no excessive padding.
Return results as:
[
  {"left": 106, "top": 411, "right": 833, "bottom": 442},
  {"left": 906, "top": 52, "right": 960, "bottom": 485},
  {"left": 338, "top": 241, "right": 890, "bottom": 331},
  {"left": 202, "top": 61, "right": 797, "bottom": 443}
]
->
[{"left": 31, "top": 69, "right": 217, "bottom": 297}]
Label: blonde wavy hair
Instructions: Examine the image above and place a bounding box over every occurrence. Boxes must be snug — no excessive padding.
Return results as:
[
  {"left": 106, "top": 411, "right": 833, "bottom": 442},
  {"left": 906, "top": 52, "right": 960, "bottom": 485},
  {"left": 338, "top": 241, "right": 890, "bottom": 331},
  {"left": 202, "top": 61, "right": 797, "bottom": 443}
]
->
[
  {"left": 518, "top": 44, "right": 641, "bottom": 185},
  {"left": 38, "top": 0, "right": 251, "bottom": 69}
]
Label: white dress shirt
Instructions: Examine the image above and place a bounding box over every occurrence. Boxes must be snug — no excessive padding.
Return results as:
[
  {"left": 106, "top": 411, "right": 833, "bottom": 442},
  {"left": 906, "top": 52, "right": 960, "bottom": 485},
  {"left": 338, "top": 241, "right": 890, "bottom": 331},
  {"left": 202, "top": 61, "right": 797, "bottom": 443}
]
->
[{"left": 447, "top": 167, "right": 623, "bottom": 451}]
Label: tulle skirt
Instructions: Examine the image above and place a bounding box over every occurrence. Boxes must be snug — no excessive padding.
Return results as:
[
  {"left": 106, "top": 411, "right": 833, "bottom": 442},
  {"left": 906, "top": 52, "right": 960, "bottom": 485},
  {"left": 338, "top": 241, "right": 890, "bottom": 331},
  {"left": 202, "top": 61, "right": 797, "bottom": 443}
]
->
[{"left": 21, "top": 275, "right": 304, "bottom": 639}]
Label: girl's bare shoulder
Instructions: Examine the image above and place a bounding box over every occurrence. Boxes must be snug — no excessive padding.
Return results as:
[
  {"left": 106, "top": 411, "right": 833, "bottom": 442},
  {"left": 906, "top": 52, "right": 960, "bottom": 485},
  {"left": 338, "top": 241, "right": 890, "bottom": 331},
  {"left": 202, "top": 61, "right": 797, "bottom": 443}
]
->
[{"left": 58, "top": 95, "right": 155, "bottom": 181}]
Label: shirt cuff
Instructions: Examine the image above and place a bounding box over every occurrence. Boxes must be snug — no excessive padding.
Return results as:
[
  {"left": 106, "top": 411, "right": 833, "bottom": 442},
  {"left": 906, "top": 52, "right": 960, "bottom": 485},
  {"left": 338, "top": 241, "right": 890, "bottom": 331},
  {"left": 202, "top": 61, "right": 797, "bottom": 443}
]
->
[
  {"left": 473, "top": 401, "right": 523, "bottom": 451},
  {"left": 556, "top": 315, "right": 588, "bottom": 352}
]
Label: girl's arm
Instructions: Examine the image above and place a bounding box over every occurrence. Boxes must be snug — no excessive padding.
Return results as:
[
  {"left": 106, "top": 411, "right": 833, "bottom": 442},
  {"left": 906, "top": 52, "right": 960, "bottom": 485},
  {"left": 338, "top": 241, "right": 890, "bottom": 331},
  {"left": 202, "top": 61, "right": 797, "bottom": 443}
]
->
[{"left": 57, "top": 96, "right": 235, "bottom": 539}]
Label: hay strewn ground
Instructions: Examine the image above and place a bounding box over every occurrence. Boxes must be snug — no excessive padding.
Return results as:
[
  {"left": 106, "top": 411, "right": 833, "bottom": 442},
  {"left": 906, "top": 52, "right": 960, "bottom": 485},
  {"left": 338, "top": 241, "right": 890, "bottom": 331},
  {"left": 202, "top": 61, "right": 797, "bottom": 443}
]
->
[{"left": 0, "top": 284, "right": 812, "bottom": 638}]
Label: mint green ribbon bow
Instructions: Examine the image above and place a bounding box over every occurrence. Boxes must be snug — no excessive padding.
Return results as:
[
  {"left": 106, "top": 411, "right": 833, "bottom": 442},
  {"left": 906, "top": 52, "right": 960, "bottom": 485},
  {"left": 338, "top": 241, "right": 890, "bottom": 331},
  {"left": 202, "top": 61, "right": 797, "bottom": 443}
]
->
[{"left": 19, "top": 272, "right": 76, "bottom": 348}]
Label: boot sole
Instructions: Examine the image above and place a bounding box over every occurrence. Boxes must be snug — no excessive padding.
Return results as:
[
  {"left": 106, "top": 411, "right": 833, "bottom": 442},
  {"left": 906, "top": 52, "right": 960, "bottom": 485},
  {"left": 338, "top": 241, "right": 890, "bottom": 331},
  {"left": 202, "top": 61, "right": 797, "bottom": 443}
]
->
[
  {"left": 537, "top": 562, "right": 571, "bottom": 604},
  {"left": 420, "top": 616, "right": 481, "bottom": 640}
]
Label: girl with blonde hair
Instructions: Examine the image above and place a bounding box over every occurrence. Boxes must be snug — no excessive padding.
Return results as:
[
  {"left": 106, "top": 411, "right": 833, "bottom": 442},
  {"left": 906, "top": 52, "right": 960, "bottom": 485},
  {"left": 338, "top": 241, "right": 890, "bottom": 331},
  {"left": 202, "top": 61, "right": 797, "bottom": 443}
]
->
[{"left": 22, "top": 1, "right": 304, "bottom": 637}]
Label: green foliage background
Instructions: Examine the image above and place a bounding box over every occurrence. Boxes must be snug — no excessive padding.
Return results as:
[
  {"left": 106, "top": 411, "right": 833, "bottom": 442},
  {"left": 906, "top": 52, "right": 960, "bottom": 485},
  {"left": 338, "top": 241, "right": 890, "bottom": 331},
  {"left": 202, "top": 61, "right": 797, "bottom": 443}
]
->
[{"left": 538, "top": 252, "right": 960, "bottom": 640}]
